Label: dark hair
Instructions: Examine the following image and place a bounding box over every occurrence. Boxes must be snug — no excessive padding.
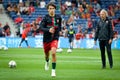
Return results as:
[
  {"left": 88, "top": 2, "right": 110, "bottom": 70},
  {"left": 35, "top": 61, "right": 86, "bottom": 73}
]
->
[{"left": 46, "top": 2, "right": 56, "bottom": 9}]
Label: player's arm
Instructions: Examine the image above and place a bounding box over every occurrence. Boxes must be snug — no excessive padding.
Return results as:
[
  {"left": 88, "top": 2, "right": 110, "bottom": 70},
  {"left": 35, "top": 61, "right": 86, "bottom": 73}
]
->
[
  {"left": 109, "top": 19, "right": 114, "bottom": 44},
  {"left": 39, "top": 16, "right": 49, "bottom": 32},
  {"left": 58, "top": 16, "right": 62, "bottom": 35},
  {"left": 109, "top": 20, "right": 114, "bottom": 40},
  {"left": 58, "top": 16, "right": 62, "bottom": 32}
]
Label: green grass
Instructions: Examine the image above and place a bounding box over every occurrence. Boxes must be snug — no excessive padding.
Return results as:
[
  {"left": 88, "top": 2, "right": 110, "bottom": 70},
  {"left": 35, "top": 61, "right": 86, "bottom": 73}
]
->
[{"left": 0, "top": 48, "right": 120, "bottom": 80}]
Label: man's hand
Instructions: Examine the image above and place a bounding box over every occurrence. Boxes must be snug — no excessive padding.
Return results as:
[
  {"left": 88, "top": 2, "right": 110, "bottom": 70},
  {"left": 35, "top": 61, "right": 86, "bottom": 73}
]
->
[
  {"left": 49, "top": 27, "right": 55, "bottom": 34},
  {"left": 109, "top": 39, "right": 112, "bottom": 44}
]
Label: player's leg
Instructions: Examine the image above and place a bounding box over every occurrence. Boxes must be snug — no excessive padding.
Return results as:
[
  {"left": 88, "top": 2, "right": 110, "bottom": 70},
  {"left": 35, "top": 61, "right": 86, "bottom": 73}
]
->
[
  {"left": 71, "top": 38, "right": 74, "bottom": 49},
  {"left": 19, "top": 38, "right": 25, "bottom": 47},
  {"left": 69, "top": 38, "right": 72, "bottom": 49},
  {"left": 78, "top": 39, "right": 81, "bottom": 48},
  {"left": 19, "top": 34, "right": 26, "bottom": 47},
  {"left": 51, "top": 47, "right": 56, "bottom": 77},
  {"left": 25, "top": 38, "right": 30, "bottom": 48},
  {"left": 75, "top": 40, "right": 77, "bottom": 48},
  {"left": 43, "top": 42, "right": 50, "bottom": 70},
  {"left": 51, "top": 40, "right": 58, "bottom": 77},
  {"left": 44, "top": 52, "right": 50, "bottom": 70}
]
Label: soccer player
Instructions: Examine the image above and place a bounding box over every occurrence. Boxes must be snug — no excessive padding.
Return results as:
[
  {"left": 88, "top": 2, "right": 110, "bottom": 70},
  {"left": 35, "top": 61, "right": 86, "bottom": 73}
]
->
[
  {"left": 19, "top": 27, "right": 31, "bottom": 48},
  {"left": 39, "top": 3, "right": 62, "bottom": 77},
  {"left": 94, "top": 9, "right": 114, "bottom": 69},
  {"left": 68, "top": 25, "right": 75, "bottom": 49},
  {"left": 75, "top": 31, "right": 83, "bottom": 48}
]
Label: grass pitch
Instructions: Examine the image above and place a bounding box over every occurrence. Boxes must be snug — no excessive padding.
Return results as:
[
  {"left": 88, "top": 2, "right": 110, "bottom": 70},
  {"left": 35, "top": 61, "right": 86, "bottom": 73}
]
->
[{"left": 0, "top": 48, "right": 120, "bottom": 80}]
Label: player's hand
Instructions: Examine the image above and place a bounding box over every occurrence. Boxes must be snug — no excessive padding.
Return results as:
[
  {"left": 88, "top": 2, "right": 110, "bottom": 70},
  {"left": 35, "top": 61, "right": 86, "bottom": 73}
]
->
[
  {"left": 49, "top": 27, "right": 55, "bottom": 34},
  {"left": 109, "top": 39, "right": 112, "bottom": 44}
]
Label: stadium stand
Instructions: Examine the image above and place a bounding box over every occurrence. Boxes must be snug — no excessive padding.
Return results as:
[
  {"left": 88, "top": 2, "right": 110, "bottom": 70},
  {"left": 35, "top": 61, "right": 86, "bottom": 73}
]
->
[{"left": 1, "top": 0, "right": 120, "bottom": 38}]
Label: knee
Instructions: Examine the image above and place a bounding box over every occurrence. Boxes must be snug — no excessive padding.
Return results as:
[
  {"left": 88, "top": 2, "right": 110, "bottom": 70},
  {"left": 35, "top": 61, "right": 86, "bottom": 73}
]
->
[
  {"left": 51, "top": 47, "right": 56, "bottom": 53},
  {"left": 51, "top": 50, "right": 56, "bottom": 56},
  {"left": 51, "top": 48, "right": 56, "bottom": 57}
]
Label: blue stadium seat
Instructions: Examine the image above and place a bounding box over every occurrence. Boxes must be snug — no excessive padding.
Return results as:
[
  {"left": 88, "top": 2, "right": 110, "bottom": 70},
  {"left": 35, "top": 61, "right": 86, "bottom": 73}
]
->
[
  {"left": 11, "top": 14, "right": 18, "bottom": 20},
  {"left": 2, "top": 0, "right": 119, "bottom": 35}
]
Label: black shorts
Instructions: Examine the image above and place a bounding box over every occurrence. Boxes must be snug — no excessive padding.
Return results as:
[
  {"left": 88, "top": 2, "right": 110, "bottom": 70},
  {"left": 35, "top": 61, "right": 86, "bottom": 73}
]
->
[{"left": 69, "top": 37, "right": 74, "bottom": 43}]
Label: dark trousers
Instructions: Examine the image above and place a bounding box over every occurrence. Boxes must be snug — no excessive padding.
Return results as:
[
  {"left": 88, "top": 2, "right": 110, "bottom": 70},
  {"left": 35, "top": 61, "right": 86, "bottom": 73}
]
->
[
  {"left": 19, "top": 38, "right": 29, "bottom": 47},
  {"left": 99, "top": 40, "right": 113, "bottom": 68},
  {"left": 68, "top": 37, "right": 74, "bottom": 49}
]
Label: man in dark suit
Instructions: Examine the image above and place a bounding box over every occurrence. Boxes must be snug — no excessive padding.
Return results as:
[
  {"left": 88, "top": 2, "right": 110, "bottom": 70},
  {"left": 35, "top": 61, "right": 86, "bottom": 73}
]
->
[{"left": 94, "top": 9, "right": 114, "bottom": 69}]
